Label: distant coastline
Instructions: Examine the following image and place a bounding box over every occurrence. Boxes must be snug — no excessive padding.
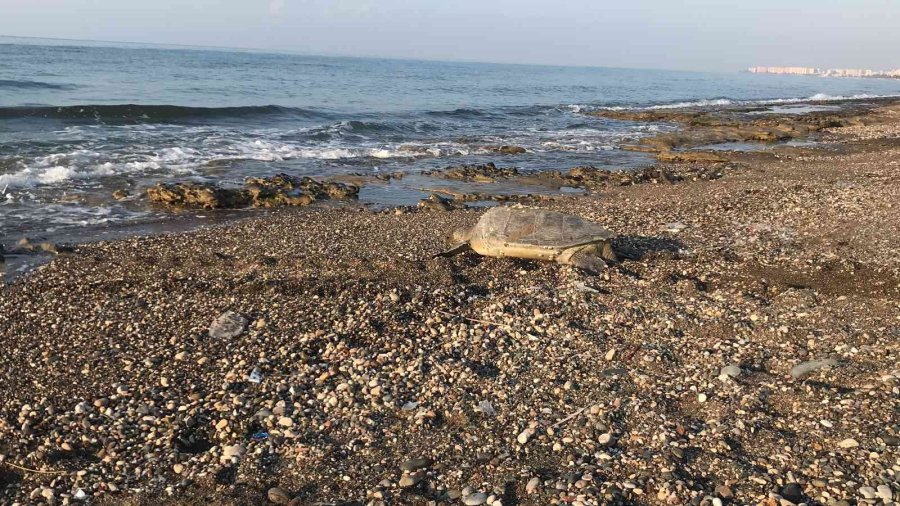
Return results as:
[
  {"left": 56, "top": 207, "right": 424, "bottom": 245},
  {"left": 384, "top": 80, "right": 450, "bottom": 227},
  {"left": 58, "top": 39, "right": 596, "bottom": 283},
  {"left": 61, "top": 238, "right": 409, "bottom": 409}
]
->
[{"left": 749, "top": 66, "right": 900, "bottom": 78}]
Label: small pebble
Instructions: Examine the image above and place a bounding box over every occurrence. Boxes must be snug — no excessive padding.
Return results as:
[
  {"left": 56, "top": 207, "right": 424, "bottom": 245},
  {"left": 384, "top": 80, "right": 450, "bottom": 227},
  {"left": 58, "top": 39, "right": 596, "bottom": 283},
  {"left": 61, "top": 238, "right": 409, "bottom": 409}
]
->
[
  {"left": 838, "top": 438, "right": 859, "bottom": 449},
  {"left": 267, "top": 487, "right": 291, "bottom": 505},
  {"left": 462, "top": 492, "right": 488, "bottom": 505},
  {"left": 517, "top": 427, "right": 535, "bottom": 445}
]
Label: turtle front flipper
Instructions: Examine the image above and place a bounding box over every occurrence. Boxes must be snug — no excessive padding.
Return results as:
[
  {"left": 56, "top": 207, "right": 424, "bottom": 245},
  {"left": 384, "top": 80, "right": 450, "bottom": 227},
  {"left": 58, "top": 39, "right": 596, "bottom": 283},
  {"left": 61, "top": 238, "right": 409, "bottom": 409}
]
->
[
  {"left": 600, "top": 241, "right": 619, "bottom": 263},
  {"left": 435, "top": 242, "right": 472, "bottom": 258},
  {"left": 558, "top": 245, "right": 608, "bottom": 274}
]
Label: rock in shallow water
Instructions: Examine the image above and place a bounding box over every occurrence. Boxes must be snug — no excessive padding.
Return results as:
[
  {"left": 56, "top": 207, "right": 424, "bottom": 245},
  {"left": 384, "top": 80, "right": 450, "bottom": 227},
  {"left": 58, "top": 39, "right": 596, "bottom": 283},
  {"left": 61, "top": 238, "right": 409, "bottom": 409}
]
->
[{"left": 147, "top": 174, "right": 359, "bottom": 209}]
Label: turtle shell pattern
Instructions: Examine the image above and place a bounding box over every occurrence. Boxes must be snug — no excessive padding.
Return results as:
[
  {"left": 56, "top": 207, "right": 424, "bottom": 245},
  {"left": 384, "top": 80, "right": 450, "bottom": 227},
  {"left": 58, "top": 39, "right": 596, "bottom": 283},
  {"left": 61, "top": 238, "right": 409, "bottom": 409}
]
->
[{"left": 468, "top": 206, "right": 614, "bottom": 260}]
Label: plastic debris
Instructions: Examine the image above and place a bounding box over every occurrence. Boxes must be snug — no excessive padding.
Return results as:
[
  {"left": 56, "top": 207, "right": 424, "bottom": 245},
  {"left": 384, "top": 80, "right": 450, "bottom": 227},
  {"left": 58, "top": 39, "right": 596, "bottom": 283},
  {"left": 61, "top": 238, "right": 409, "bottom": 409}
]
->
[
  {"left": 791, "top": 358, "right": 838, "bottom": 379},
  {"left": 248, "top": 367, "right": 263, "bottom": 384},
  {"left": 208, "top": 311, "right": 248, "bottom": 339},
  {"left": 250, "top": 432, "right": 269, "bottom": 441},
  {"left": 476, "top": 400, "right": 496, "bottom": 416},
  {"left": 573, "top": 281, "right": 600, "bottom": 294},
  {"left": 661, "top": 222, "right": 688, "bottom": 233}
]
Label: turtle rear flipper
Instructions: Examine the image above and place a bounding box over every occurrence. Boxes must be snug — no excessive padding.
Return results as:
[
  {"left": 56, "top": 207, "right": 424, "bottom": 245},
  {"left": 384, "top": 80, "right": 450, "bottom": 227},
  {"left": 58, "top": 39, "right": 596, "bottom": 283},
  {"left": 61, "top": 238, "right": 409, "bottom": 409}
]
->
[{"left": 435, "top": 242, "right": 472, "bottom": 258}]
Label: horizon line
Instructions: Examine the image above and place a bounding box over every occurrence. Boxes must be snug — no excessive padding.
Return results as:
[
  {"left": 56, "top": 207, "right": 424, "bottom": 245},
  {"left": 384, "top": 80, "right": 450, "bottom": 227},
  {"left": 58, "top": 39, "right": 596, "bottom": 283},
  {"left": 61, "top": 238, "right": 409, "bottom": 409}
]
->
[{"left": 0, "top": 33, "right": 738, "bottom": 75}]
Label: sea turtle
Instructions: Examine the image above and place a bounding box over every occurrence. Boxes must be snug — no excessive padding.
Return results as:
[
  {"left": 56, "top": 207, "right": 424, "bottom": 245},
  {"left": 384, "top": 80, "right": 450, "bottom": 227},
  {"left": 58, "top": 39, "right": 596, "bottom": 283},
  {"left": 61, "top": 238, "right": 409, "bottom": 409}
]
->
[{"left": 440, "top": 206, "right": 618, "bottom": 273}]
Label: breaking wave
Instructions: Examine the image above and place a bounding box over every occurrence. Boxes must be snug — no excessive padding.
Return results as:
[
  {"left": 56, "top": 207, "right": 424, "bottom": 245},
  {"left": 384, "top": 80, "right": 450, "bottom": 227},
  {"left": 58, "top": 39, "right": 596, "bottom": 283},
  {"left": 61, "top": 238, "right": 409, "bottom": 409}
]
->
[{"left": 581, "top": 93, "right": 900, "bottom": 112}]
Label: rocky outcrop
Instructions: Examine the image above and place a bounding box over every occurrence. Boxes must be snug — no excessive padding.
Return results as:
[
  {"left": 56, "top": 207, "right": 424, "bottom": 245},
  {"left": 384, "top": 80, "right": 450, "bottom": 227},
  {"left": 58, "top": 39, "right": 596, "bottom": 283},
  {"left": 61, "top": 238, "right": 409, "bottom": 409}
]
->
[
  {"left": 147, "top": 184, "right": 253, "bottom": 209},
  {"left": 426, "top": 162, "right": 520, "bottom": 183},
  {"left": 485, "top": 145, "right": 527, "bottom": 155},
  {"left": 532, "top": 165, "right": 723, "bottom": 189},
  {"left": 148, "top": 174, "right": 359, "bottom": 209},
  {"left": 656, "top": 150, "right": 728, "bottom": 164},
  {"left": 589, "top": 108, "right": 861, "bottom": 152},
  {"left": 417, "top": 194, "right": 467, "bottom": 212}
]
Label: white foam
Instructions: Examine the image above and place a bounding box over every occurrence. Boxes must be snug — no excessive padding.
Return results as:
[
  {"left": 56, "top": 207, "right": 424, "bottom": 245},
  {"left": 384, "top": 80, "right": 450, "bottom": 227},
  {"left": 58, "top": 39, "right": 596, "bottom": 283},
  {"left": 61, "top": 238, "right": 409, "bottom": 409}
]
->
[
  {"left": 592, "top": 92, "right": 900, "bottom": 112},
  {"left": 765, "top": 92, "right": 899, "bottom": 104},
  {"left": 648, "top": 98, "right": 734, "bottom": 110},
  {"left": 0, "top": 146, "right": 200, "bottom": 190},
  {"left": 0, "top": 165, "right": 102, "bottom": 189},
  {"left": 1, "top": 138, "right": 457, "bottom": 193},
  {"left": 214, "top": 138, "right": 475, "bottom": 162},
  {"left": 369, "top": 149, "right": 394, "bottom": 159},
  {"left": 39, "top": 166, "right": 79, "bottom": 184}
]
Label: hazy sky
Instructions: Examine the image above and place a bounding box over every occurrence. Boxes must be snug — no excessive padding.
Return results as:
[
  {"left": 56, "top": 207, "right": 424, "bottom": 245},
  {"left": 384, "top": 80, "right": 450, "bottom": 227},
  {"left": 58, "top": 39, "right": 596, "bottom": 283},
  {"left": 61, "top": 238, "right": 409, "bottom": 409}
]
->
[{"left": 1, "top": 0, "right": 898, "bottom": 71}]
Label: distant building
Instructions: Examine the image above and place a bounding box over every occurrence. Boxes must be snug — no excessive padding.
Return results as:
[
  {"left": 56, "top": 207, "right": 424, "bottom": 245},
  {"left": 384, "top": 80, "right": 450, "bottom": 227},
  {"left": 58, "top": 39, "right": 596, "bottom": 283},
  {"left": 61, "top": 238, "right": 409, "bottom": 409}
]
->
[
  {"left": 748, "top": 66, "right": 819, "bottom": 75},
  {"left": 750, "top": 66, "right": 900, "bottom": 78}
]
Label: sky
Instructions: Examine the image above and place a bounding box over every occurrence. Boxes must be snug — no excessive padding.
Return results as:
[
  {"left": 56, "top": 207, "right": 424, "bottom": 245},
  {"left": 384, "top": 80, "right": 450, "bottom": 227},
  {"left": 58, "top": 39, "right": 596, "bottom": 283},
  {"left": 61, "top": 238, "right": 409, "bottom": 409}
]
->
[{"left": 1, "top": 0, "right": 898, "bottom": 72}]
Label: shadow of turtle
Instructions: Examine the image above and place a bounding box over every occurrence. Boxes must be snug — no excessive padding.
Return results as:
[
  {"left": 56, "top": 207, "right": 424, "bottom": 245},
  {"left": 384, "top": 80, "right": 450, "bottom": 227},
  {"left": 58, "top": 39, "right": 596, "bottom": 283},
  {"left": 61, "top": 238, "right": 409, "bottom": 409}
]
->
[{"left": 612, "top": 236, "right": 685, "bottom": 261}]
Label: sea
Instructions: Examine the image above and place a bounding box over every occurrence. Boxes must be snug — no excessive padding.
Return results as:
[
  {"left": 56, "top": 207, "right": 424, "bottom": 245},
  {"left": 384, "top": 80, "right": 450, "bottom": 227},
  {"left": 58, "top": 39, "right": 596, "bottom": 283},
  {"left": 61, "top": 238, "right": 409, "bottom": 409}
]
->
[{"left": 2, "top": 36, "right": 900, "bottom": 242}]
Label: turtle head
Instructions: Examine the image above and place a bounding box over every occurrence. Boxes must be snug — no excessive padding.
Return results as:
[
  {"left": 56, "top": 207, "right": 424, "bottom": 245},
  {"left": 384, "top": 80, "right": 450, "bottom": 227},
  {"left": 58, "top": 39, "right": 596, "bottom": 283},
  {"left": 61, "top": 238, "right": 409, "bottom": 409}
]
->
[
  {"left": 435, "top": 225, "right": 474, "bottom": 258},
  {"left": 450, "top": 225, "right": 474, "bottom": 245}
]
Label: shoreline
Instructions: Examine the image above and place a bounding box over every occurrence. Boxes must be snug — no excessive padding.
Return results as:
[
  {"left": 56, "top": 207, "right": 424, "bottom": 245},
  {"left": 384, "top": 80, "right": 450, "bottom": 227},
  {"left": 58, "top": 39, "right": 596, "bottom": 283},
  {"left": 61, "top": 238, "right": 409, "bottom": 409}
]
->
[
  {"left": 1, "top": 101, "right": 899, "bottom": 505},
  {"left": 3, "top": 96, "right": 893, "bottom": 283},
  {"left": 1, "top": 94, "right": 897, "bottom": 251}
]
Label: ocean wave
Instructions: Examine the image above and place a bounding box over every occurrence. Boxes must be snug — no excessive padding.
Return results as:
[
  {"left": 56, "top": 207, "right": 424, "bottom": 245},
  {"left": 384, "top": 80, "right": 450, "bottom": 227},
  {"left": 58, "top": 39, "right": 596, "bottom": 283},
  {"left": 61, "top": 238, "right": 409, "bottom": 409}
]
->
[
  {"left": 0, "top": 141, "right": 440, "bottom": 191},
  {"left": 1, "top": 165, "right": 92, "bottom": 189},
  {"left": 425, "top": 108, "right": 496, "bottom": 119},
  {"left": 0, "top": 148, "right": 197, "bottom": 190},
  {"left": 0, "top": 79, "right": 75, "bottom": 90},
  {"left": 315, "top": 120, "right": 407, "bottom": 136},
  {"left": 219, "top": 139, "right": 463, "bottom": 162},
  {"left": 0, "top": 104, "right": 333, "bottom": 123},
  {"left": 764, "top": 92, "right": 900, "bottom": 104}
]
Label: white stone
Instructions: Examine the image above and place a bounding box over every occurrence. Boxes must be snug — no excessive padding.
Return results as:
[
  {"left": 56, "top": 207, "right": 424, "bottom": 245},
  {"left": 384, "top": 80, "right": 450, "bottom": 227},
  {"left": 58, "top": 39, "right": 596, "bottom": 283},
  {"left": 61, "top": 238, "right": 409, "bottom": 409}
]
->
[
  {"left": 462, "top": 492, "right": 488, "bottom": 505},
  {"left": 517, "top": 427, "right": 535, "bottom": 445},
  {"left": 859, "top": 487, "right": 877, "bottom": 499},
  {"left": 838, "top": 438, "right": 859, "bottom": 449},
  {"left": 221, "top": 444, "right": 245, "bottom": 460}
]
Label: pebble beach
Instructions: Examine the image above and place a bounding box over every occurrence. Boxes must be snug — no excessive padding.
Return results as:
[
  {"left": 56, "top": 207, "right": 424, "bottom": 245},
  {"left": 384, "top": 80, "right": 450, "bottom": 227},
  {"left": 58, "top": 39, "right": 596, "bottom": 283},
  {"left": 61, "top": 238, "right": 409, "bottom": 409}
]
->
[{"left": 1, "top": 103, "right": 899, "bottom": 506}]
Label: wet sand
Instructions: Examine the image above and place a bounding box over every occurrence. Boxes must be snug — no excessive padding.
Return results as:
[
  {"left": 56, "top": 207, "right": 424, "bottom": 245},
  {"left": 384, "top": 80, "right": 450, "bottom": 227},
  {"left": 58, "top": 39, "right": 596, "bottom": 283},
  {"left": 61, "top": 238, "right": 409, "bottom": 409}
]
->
[{"left": 0, "top": 103, "right": 899, "bottom": 505}]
